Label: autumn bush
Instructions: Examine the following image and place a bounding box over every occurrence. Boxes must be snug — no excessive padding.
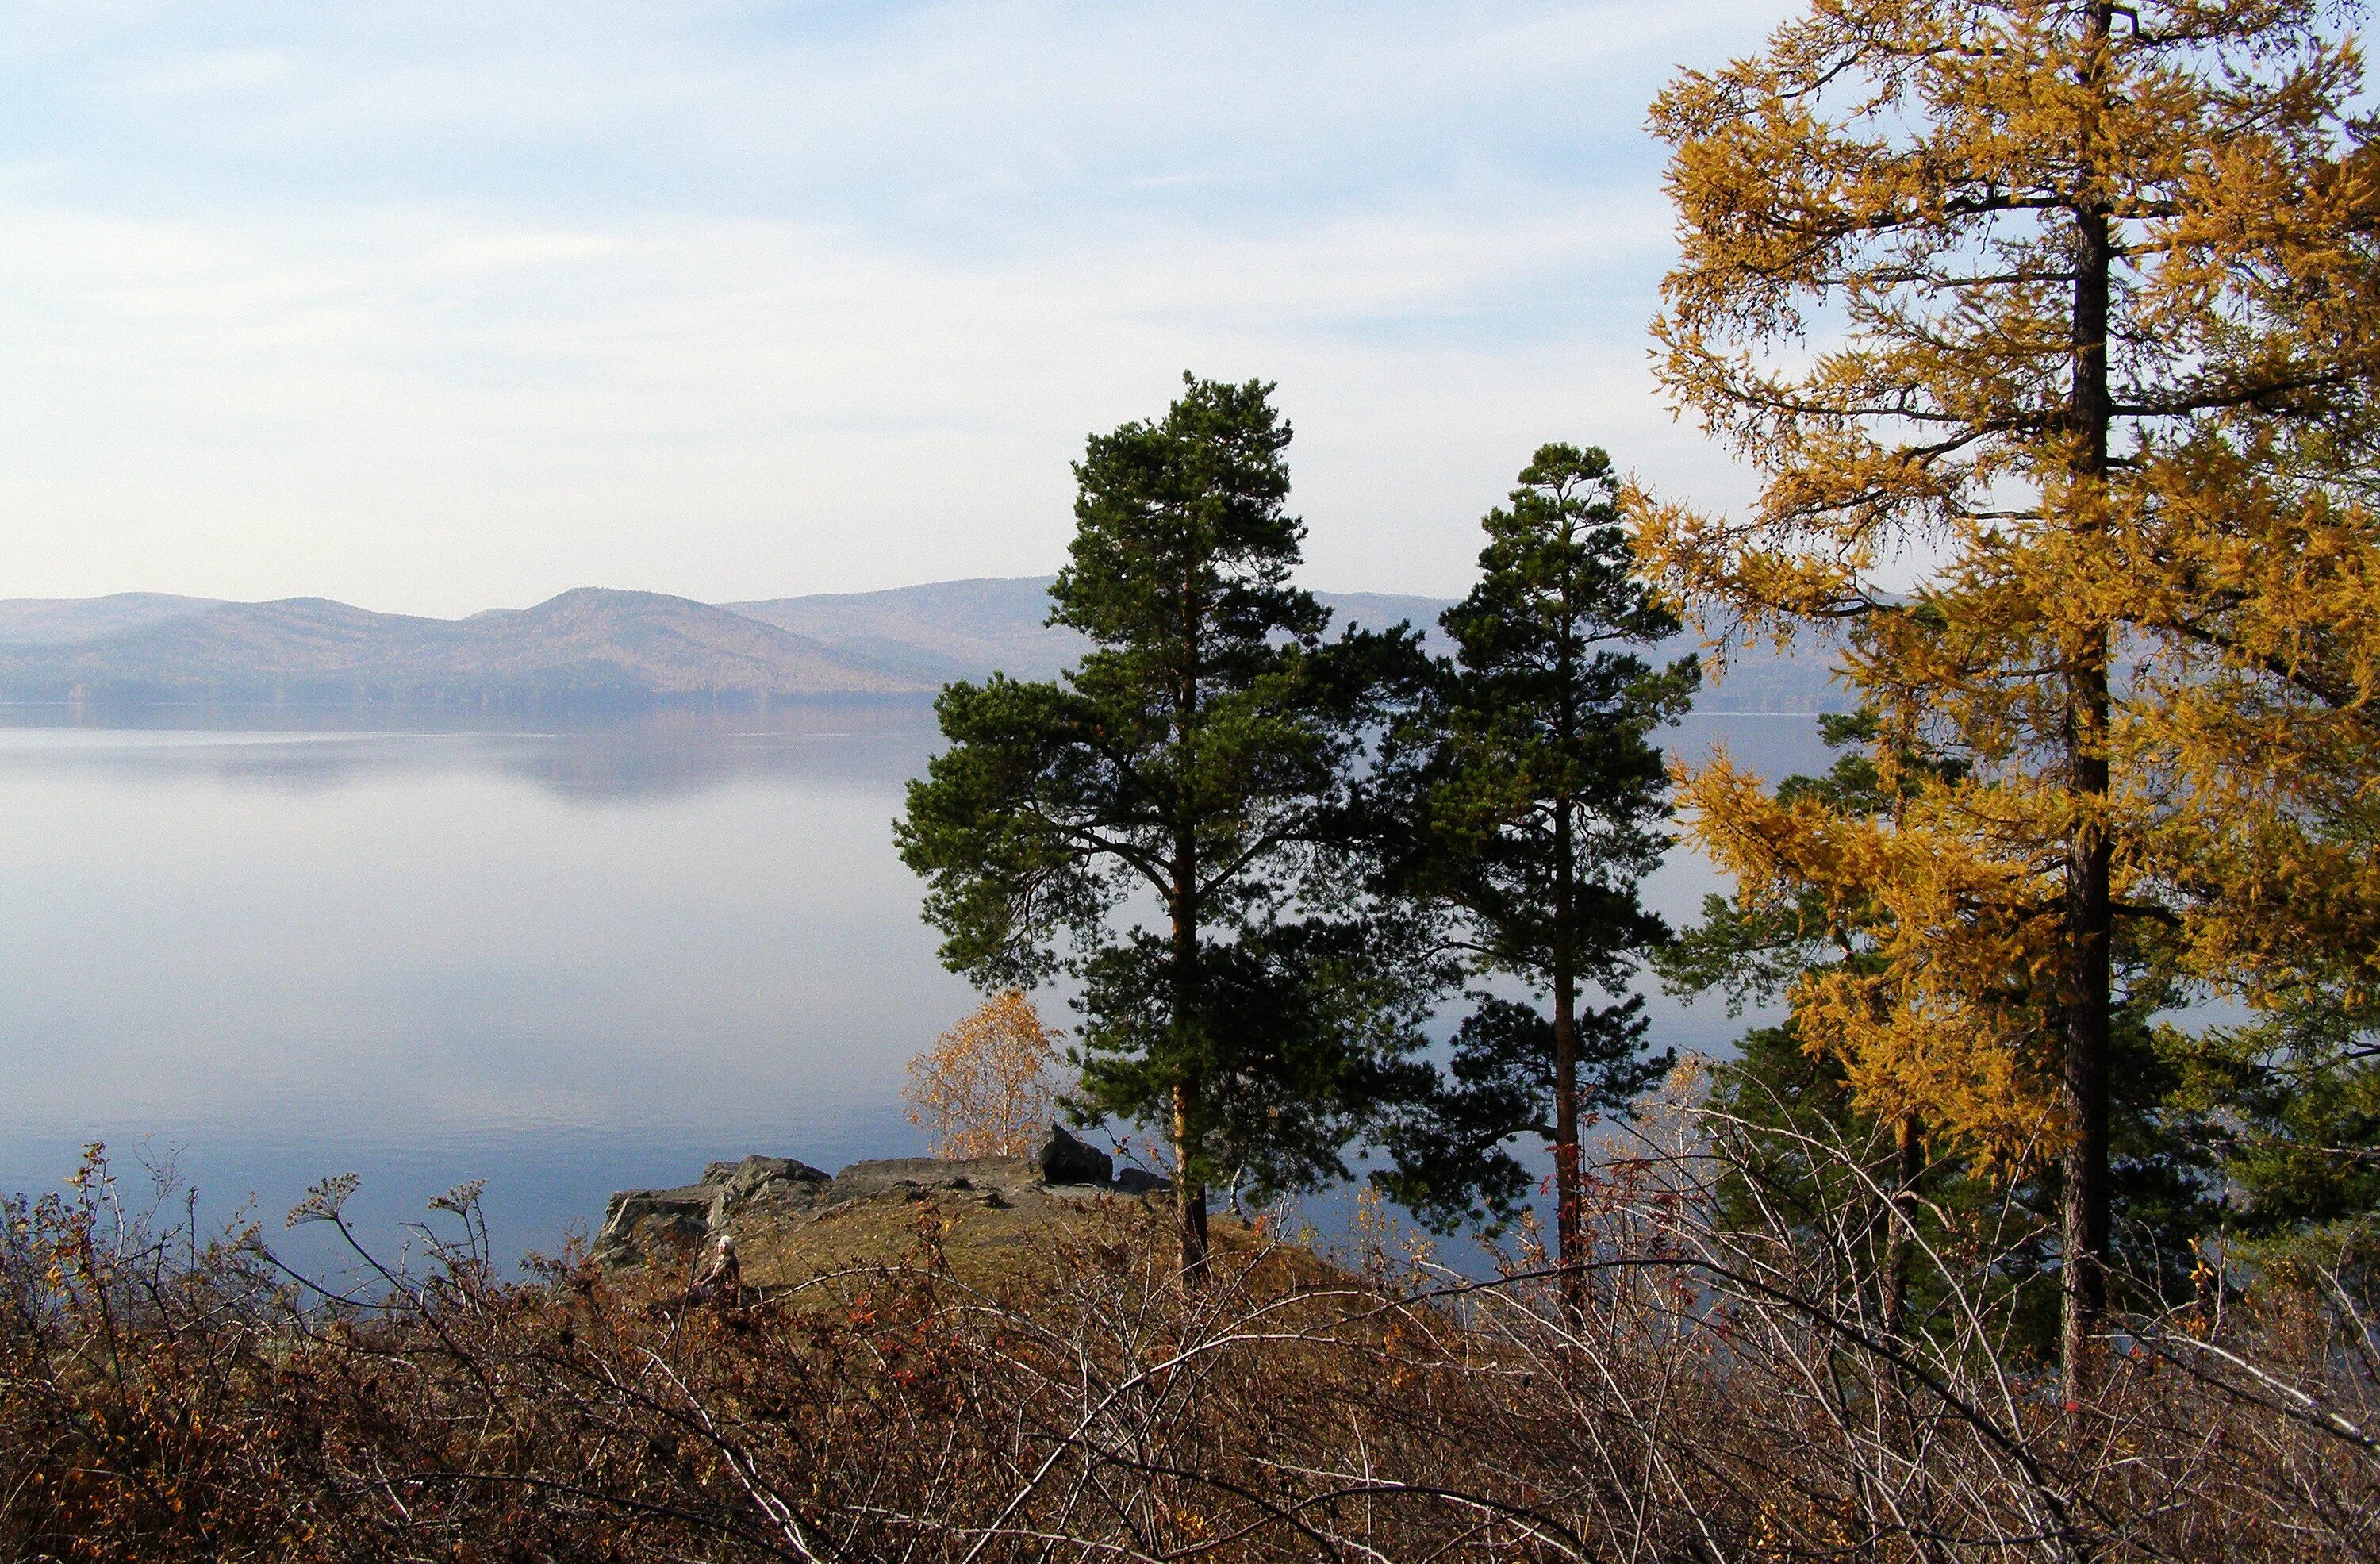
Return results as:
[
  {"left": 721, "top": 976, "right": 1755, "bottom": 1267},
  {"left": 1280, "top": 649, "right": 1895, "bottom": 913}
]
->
[
  {"left": 904, "top": 990, "right": 1069, "bottom": 1159},
  {"left": 3, "top": 1131, "right": 2374, "bottom": 1562}
]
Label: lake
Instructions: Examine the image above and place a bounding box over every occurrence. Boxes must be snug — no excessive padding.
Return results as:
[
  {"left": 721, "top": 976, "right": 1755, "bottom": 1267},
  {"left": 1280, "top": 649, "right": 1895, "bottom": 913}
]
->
[{"left": 0, "top": 701, "right": 1834, "bottom": 1268}]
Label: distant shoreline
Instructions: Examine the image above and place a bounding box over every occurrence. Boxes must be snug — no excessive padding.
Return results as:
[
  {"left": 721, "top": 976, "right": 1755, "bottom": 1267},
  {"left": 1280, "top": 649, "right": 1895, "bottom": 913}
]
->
[
  {"left": 0, "top": 578, "right": 1848, "bottom": 713},
  {"left": 0, "top": 689, "right": 943, "bottom": 713}
]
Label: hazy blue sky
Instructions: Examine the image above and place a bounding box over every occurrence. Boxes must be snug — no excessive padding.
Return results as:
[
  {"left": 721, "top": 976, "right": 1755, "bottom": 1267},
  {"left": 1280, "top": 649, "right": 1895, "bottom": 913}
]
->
[{"left": 0, "top": 2, "right": 1791, "bottom": 617}]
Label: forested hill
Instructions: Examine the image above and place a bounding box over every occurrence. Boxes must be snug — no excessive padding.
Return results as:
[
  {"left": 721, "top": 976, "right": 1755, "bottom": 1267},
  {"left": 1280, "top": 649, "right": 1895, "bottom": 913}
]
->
[{"left": 0, "top": 579, "right": 1844, "bottom": 708}]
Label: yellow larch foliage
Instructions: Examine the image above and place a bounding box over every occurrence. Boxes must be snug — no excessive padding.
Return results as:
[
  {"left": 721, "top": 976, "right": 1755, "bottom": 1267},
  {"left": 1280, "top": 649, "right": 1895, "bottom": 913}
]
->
[
  {"left": 1633, "top": 0, "right": 2380, "bottom": 1373},
  {"left": 904, "top": 990, "right": 1069, "bottom": 1160},
  {"left": 1680, "top": 754, "right": 2063, "bottom": 1168}
]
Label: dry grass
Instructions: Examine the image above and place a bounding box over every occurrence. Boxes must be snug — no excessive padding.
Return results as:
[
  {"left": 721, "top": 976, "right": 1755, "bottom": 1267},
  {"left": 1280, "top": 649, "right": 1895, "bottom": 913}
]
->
[{"left": 605, "top": 1158, "right": 1315, "bottom": 1308}]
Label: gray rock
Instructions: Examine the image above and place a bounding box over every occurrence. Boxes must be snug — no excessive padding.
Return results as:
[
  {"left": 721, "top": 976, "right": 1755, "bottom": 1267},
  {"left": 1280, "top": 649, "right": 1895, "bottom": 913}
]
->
[
  {"left": 826, "top": 1155, "right": 1036, "bottom": 1202},
  {"left": 594, "top": 1152, "right": 831, "bottom": 1267},
  {"left": 593, "top": 1185, "right": 713, "bottom": 1266},
  {"left": 595, "top": 1149, "right": 1088, "bottom": 1270},
  {"left": 1111, "top": 1166, "right": 1172, "bottom": 1196},
  {"left": 1040, "top": 1124, "right": 1113, "bottom": 1187},
  {"left": 827, "top": 1157, "right": 966, "bottom": 1200},
  {"left": 703, "top": 1155, "right": 829, "bottom": 1203}
]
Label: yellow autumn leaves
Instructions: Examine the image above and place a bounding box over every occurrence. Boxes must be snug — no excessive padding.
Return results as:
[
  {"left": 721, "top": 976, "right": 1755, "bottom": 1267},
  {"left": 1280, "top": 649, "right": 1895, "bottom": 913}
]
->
[
  {"left": 1634, "top": 0, "right": 2380, "bottom": 1174},
  {"left": 903, "top": 990, "right": 1069, "bottom": 1159}
]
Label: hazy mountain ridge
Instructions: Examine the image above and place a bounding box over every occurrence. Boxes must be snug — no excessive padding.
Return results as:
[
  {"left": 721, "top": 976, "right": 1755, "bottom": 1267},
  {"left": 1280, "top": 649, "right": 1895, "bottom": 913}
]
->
[
  {"left": 0, "top": 592, "right": 227, "bottom": 645},
  {"left": 731, "top": 578, "right": 1842, "bottom": 711},
  {"left": 727, "top": 578, "right": 1082, "bottom": 683},
  {"left": 0, "top": 589, "right": 916, "bottom": 701},
  {"left": 0, "top": 579, "right": 1845, "bottom": 709}
]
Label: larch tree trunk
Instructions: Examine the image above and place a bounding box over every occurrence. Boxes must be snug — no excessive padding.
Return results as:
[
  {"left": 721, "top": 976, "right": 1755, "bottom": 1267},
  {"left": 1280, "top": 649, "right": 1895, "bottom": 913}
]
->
[
  {"left": 2059, "top": 2, "right": 2117, "bottom": 1403},
  {"left": 1882, "top": 1112, "right": 1922, "bottom": 1339}
]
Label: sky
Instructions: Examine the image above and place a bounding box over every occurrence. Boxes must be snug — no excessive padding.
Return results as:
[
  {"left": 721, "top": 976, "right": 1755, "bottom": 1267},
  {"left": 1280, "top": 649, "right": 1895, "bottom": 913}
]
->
[{"left": 0, "top": 2, "right": 1795, "bottom": 618}]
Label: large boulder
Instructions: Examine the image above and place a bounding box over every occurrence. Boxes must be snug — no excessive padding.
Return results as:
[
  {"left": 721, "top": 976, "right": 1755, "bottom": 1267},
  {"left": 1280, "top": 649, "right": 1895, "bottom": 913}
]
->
[
  {"left": 595, "top": 1153, "right": 831, "bottom": 1267},
  {"left": 593, "top": 1185, "right": 713, "bottom": 1266},
  {"left": 1040, "top": 1124, "right": 1113, "bottom": 1187},
  {"left": 703, "top": 1155, "right": 829, "bottom": 1205}
]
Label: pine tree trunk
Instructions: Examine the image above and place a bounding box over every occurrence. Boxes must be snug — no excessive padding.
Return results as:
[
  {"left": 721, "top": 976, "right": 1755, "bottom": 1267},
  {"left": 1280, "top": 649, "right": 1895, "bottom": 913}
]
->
[
  {"left": 1551, "top": 796, "right": 1585, "bottom": 1316},
  {"left": 1172, "top": 1076, "right": 1209, "bottom": 1285},
  {"left": 1548, "top": 563, "right": 1591, "bottom": 1318},
  {"left": 1171, "top": 832, "right": 1209, "bottom": 1287},
  {"left": 2060, "top": 9, "right": 2117, "bottom": 1402},
  {"left": 1169, "top": 590, "right": 1210, "bottom": 1287},
  {"left": 1552, "top": 969, "right": 1583, "bottom": 1314}
]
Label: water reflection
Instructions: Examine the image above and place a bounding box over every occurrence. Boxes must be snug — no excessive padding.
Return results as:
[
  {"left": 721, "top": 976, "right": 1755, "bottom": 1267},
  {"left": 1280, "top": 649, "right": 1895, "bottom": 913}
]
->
[
  {"left": 0, "top": 701, "right": 1835, "bottom": 1270},
  {"left": 0, "top": 703, "right": 965, "bottom": 1267},
  {"left": 0, "top": 700, "right": 942, "bottom": 800}
]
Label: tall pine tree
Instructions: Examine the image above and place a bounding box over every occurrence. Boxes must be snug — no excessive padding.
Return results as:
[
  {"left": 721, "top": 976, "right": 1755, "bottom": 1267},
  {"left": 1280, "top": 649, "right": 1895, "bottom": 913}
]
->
[
  {"left": 1371, "top": 444, "right": 1695, "bottom": 1293},
  {"left": 896, "top": 375, "right": 1432, "bottom": 1280}
]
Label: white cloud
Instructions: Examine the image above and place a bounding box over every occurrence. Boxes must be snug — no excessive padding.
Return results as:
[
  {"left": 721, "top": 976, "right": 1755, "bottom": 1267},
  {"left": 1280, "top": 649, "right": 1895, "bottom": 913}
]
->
[
  {"left": 0, "top": 2, "right": 1783, "bottom": 613},
  {"left": 113, "top": 47, "right": 297, "bottom": 98}
]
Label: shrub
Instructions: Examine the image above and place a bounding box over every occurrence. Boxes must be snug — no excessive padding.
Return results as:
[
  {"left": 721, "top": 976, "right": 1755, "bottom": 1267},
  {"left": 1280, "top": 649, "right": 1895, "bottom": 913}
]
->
[
  {"left": 903, "top": 990, "right": 1066, "bottom": 1159},
  {"left": 6, "top": 1124, "right": 2376, "bottom": 1560}
]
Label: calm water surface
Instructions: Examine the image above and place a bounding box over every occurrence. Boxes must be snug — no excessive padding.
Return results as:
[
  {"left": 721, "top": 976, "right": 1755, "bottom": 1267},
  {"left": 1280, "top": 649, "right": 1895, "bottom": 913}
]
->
[{"left": 0, "top": 702, "right": 1833, "bottom": 1266}]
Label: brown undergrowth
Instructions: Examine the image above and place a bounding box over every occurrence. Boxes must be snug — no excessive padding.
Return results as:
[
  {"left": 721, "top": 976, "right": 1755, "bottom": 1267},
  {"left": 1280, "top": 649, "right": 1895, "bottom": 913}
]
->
[{"left": 2, "top": 1131, "right": 2374, "bottom": 1562}]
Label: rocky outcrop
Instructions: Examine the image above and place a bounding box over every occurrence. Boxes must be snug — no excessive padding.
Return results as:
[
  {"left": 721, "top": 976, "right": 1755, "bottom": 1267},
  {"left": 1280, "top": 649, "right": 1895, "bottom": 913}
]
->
[
  {"left": 593, "top": 1135, "right": 1172, "bottom": 1270},
  {"left": 704, "top": 1154, "right": 829, "bottom": 1205},
  {"left": 593, "top": 1155, "right": 828, "bottom": 1268},
  {"left": 1039, "top": 1125, "right": 1112, "bottom": 1186}
]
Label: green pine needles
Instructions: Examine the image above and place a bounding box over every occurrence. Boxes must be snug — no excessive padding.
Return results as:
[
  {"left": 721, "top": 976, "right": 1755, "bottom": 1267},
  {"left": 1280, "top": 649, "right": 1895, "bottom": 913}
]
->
[
  {"left": 896, "top": 375, "right": 1435, "bottom": 1280},
  {"left": 1366, "top": 444, "right": 1697, "bottom": 1285}
]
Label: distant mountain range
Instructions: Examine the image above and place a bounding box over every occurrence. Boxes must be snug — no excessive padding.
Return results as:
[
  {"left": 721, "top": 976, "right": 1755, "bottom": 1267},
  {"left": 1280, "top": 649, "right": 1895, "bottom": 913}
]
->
[
  {"left": 0, "top": 579, "right": 1844, "bottom": 709},
  {"left": 0, "top": 589, "right": 916, "bottom": 702},
  {"left": 722, "top": 580, "right": 1459, "bottom": 686}
]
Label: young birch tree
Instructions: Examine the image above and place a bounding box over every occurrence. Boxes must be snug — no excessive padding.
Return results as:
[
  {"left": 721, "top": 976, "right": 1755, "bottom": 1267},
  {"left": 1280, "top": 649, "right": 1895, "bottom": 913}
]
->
[
  {"left": 1635, "top": 0, "right": 2380, "bottom": 1397},
  {"left": 904, "top": 990, "right": 1066, "bottom": 1159}
]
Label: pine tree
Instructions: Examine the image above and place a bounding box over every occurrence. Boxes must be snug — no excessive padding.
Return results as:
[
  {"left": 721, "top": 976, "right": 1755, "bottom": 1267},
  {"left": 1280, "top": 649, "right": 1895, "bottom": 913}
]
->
[
  {"left": 1370, "top": 444, "right": 1695, "bottom": 1289},
  {"left": 1636, "top": 0, "right": 2380, "bottom": 1396},
  {"left": 2177, "top": 993, "right": 2380, "bottom": 1288},
  {"left": 896, "top": 375, "right": 1434, "bottom": 1280}
]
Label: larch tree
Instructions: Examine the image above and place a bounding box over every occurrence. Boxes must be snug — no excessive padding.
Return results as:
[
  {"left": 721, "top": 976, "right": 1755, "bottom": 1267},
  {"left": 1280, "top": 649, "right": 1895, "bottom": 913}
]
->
[
  {"left": 896, "top": 375, "right": 1434, "bottom": 1281},
  {"left": 1370, "top": 444, "right": 1696, "bottom": 1293},
  {"left": 1658, "top": 711, "right": 1959, "bottom": 1338},
  {"left": 1660, "top": 711, "right": 2222, "bottom": 1343},
  {"left": 1635, "top": 0, "right": 2380, "bottom": 1397}
]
